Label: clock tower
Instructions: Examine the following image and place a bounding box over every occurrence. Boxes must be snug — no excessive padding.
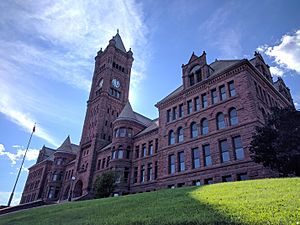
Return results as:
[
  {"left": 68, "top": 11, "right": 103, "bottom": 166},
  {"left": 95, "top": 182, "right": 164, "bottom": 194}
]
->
[{"left": 74, "top": 31, "right": 134, "bottom": 196}]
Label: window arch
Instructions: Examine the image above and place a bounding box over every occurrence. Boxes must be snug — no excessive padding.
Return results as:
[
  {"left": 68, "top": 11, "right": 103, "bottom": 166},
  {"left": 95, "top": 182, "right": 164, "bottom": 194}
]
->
[
  {"left": 168, "top": 130, "right": 175, "bottom": 145},
  {"left": 216, "top": 112, "right": 225, "bottom": 130},
  {"left": 190, "top": 122, "right": 198, "bottom": 138},
  {"left": 177, "top": 127, "right": 184, "bottom": 143},
  {"left": 229, "top": 108, "right": 238, "bottom": 125},
  {"left": 201, "top": 118, "right": 209, "bottom": 135}
]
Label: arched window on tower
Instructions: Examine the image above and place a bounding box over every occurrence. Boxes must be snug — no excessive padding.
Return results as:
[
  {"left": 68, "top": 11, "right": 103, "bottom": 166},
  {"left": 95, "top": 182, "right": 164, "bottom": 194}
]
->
[
  {"left": 229, "top": 108, "right": 238, "bottom": 125},
  {"left": 189, "top": 74, "right": 195, "bottom": 86},
  {"left": 177, "top": 127, "right": 184, "bottom": 143},
  {"left": 168, "top": 130, "right": 175, "bottom": 145},
  {"left": 216, "top": 112, "right": 225, "bottom": 130},
  {"left": 201, "top": 118, "right": 209, "bottom": 135},
  {"left": 190, "top": 122, "right": 198, "bottom": 138}
]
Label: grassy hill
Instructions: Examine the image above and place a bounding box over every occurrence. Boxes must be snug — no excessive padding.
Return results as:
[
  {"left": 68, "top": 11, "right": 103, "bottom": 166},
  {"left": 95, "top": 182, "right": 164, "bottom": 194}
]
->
[{"left": 1, "top": 178, "right": 299, "bottom": 225}]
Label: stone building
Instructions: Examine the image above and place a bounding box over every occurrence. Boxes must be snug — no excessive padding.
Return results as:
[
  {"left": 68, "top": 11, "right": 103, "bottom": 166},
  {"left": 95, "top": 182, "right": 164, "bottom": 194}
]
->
[{"left": 20, "top": 32, "right": 294, "bottom": 204}]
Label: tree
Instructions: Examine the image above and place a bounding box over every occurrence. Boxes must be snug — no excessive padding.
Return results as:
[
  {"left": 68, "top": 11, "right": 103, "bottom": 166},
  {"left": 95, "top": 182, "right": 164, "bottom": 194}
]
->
[
  {"left": 94, "top": 171, "right": 116, "bottom": 198},
  {"left": 249, "top": 107, "right": 300, "bottom": 176}
]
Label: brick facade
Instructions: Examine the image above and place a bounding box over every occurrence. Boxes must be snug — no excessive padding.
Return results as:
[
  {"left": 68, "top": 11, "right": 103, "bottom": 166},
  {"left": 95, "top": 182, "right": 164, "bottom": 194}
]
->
[{"left": 20, "top": 32, "right": 294, "bottom": 204}]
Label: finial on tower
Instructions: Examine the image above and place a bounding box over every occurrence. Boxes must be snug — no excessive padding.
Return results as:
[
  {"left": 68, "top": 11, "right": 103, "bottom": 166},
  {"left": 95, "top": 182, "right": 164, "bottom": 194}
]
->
[{"left": 117, "top": 29, "right": 119, "bottom": 34}]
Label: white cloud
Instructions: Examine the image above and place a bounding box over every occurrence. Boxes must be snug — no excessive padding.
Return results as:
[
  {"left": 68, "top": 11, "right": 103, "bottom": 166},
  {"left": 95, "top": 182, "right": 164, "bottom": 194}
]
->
[
  {"left": 269, "top": 66, "right": 284, "bottom": 77},
  {"left": 0, "top": 192, "right": 22, "bottom": 206},
  {"left": 0, "top": 143, "right": 39, "bottom": 165},
  {"left": 294, "top": 102, "right": 299, "bottom": 109},
  {"left": 0, "top": 0, "right": 149, "bottom": 145},
  {"left": 0, "top": 94, "right": 59, "bottom": 146},
  {"left": 262, "top": 30, "right": 300, "bottom": 74}
]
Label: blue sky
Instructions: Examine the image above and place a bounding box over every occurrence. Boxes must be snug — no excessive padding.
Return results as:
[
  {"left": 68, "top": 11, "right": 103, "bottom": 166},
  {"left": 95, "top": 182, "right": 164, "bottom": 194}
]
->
[{"left": 0, "top": 0, "right": 299, "bottom": 206}]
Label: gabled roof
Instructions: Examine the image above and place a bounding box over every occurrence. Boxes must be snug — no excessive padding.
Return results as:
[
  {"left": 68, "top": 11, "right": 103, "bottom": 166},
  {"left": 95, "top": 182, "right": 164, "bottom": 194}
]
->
[
  {"left": 188, "top": 52, "right": 198, "bottom": 63},
  {"left": 135, "top": 119, "right": 159, "bottom": 137},
  {"left": 157, "top": 85, "right": 184, "bottom": 105},
  {"left": 113, "top": 32, "right": 126, "bottom": 53},
  {"left": 209, "top": 60, "right": 242, "bottom": 76},
  {"left": 56, "top": 136, "right": 79, "bottom": 154},
  {"left": 157, "top": 59, "right": 242, "bottom": 105},
  {"left": 115, "top": 102, "right": 152, "bottom": 126}
]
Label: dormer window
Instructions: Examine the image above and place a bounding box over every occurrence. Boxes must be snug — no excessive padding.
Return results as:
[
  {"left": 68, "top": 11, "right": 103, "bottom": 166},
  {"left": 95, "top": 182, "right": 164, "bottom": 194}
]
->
[
  {"left": 188, "top": 65, "right": 201, "bottom": 87},
  {"left": 189, "top": 74, "right": 195, "bottom": 86}
]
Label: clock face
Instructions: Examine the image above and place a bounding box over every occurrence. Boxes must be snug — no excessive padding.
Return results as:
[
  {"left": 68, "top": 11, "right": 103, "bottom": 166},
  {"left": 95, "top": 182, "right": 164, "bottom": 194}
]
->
[{"left": 112, "top": 79, "right": 120, "bottom": 88}]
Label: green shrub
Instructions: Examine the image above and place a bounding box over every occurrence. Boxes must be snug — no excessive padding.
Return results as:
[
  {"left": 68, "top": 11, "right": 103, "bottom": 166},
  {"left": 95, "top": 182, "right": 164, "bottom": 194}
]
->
[{"left": 93, "top": 171, "right": 116, "bottom": 198}]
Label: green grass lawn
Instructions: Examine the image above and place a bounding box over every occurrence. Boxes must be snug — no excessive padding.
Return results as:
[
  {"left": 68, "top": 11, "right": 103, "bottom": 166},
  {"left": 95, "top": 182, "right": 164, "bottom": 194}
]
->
[{"left": 1, "top": 178, "right": 299, "bottom": 225}]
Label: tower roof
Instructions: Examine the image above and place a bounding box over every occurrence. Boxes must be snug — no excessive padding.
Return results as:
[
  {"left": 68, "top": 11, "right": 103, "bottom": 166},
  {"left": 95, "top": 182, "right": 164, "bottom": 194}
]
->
[
  {"left": 56, "top": 136, "right": 79, "bottom": 154},
  {"left": 113, "top": 31, "right": 126, "bottom": 53},
  {"left": 117, "top": 101, "right": 136, "bottom": 121},
  {"left": 115, "top": 101, "right": 152, "bottom": 126}
]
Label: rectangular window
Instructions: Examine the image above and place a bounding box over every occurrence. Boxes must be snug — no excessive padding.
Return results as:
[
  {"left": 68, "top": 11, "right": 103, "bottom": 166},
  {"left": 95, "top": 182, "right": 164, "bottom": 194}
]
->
[
  {"left": 142, "top": 144, "right": 147, "bottom": 157},
  {"left": 178, "top": 151, "right": 185, "bottom": 172},
  {"left": 237, "top": 173, "right": 248, "bottom": 181},
  {"left": 155, "top": 139, "right": 158, "bottom": 153},
  {"left": 258, "top": 86, "right": 263, "bottom": 98},
  {"left": 263, "top": 90, "right": 268, "bottom": 103},
  {"left": 254, "top": 81, "right": 259, "bottom": 94},
  {"left": 97, "top": 159, "right": 101, "bottom": 170},
  {"left": 119, "top": 128, "right": 126, "bottom": 137},
  {"left": 194, "top": 97, "right": 200, "bottom": 111},
  {"left": 167, "top": 109, "right": 171, "bottom": 122},
  {"left": 201, "top": 93, "right": 208, "bottom": 108},
  {"left": 203, "top": 144, "right": 212, "bottom": 166},
  {"left": 107, "top": 156, "right": 110, "bottom": 167},
  {"left": 172, "top": 107, "right": 177, "bottom": 120},
  {"left": 233, "top": 136, "right": 244, "bottom": 160},
  {"left": 196, "top": 70, "right": 202, "bottom": 82},
  {"left": 220, "top": 140, "right": 230, "bottom": 162},
  {"left": 228, "top": 81, "right": 236, "bottom": 97},
  {"left": 187, "top": 100, "right": 192, "bottom": 114},
  {"left": 147, "top": 163, "right": 153, "bottom": 181},
  {"left": 169, "top": 154, "right": 176, "bottom": 174},
  {"left": 192, "top": 147, "right": 200, "bottom": 169},
  {"left": 133, "top": 167, "right": 138, "bottom": 183},
  {"left": 222, "top": 175, "right": 232, "bottom": 182},
  {"left": 149, "top": 142, "right": 153, "bottom": 156},
  {"left": 179, "top": 104, "right": 184, "bottom": 117},
  {"left": 268, "top": 94, "right": 272, "bottom": 106},
  {"left": 117, "top": 149, "right": 124, "bottom": 159},
  {"left": 135, "top": 146, "right": 139, "bottom": 159},
  {"left": 219, "top": 85, "right": 226, "bottom": 101},
  {"left": 211, "top": 89, "right": 218, "bottom": 104},
  {"left": 140, "top": 165, "right": 145, "bottom": 183},
  {"left": 124, "top": 167, "right": 129, "bottom": 183},
  {"left": 102, "top": 158, "right": 106, "bottom": 169}
]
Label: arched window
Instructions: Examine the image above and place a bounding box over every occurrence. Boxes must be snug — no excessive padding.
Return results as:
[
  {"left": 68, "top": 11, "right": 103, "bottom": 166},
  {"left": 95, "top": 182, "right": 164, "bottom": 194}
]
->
[
  {"left": 117, "top": 146, "right": 124, "bottom": 159},
  {"left": 168, "top": 130, "right": 175, "bottom": 145},
  {"left": 229, "top": 108, "right": 238, "bottom": 125},
  {"left": 216, "top": 113, "right": 225, "bottom": 130},
  {"left": 178, "top": 127, "right": 184, "bottom": 143},
  {"left": 189, "top": 74, "right": 195, "bottom": 86},
  {"left": 190, "top": 122, "right": 198, "bottom": 138},
  {"left": 201, "top": 118, "right": 209, "bottom": 135}
]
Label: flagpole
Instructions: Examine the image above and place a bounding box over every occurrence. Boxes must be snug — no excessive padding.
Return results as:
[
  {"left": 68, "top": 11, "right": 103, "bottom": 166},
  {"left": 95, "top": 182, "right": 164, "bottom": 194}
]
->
[{"left": 7, "top": 123, "right": 36, "bottom": 207}]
